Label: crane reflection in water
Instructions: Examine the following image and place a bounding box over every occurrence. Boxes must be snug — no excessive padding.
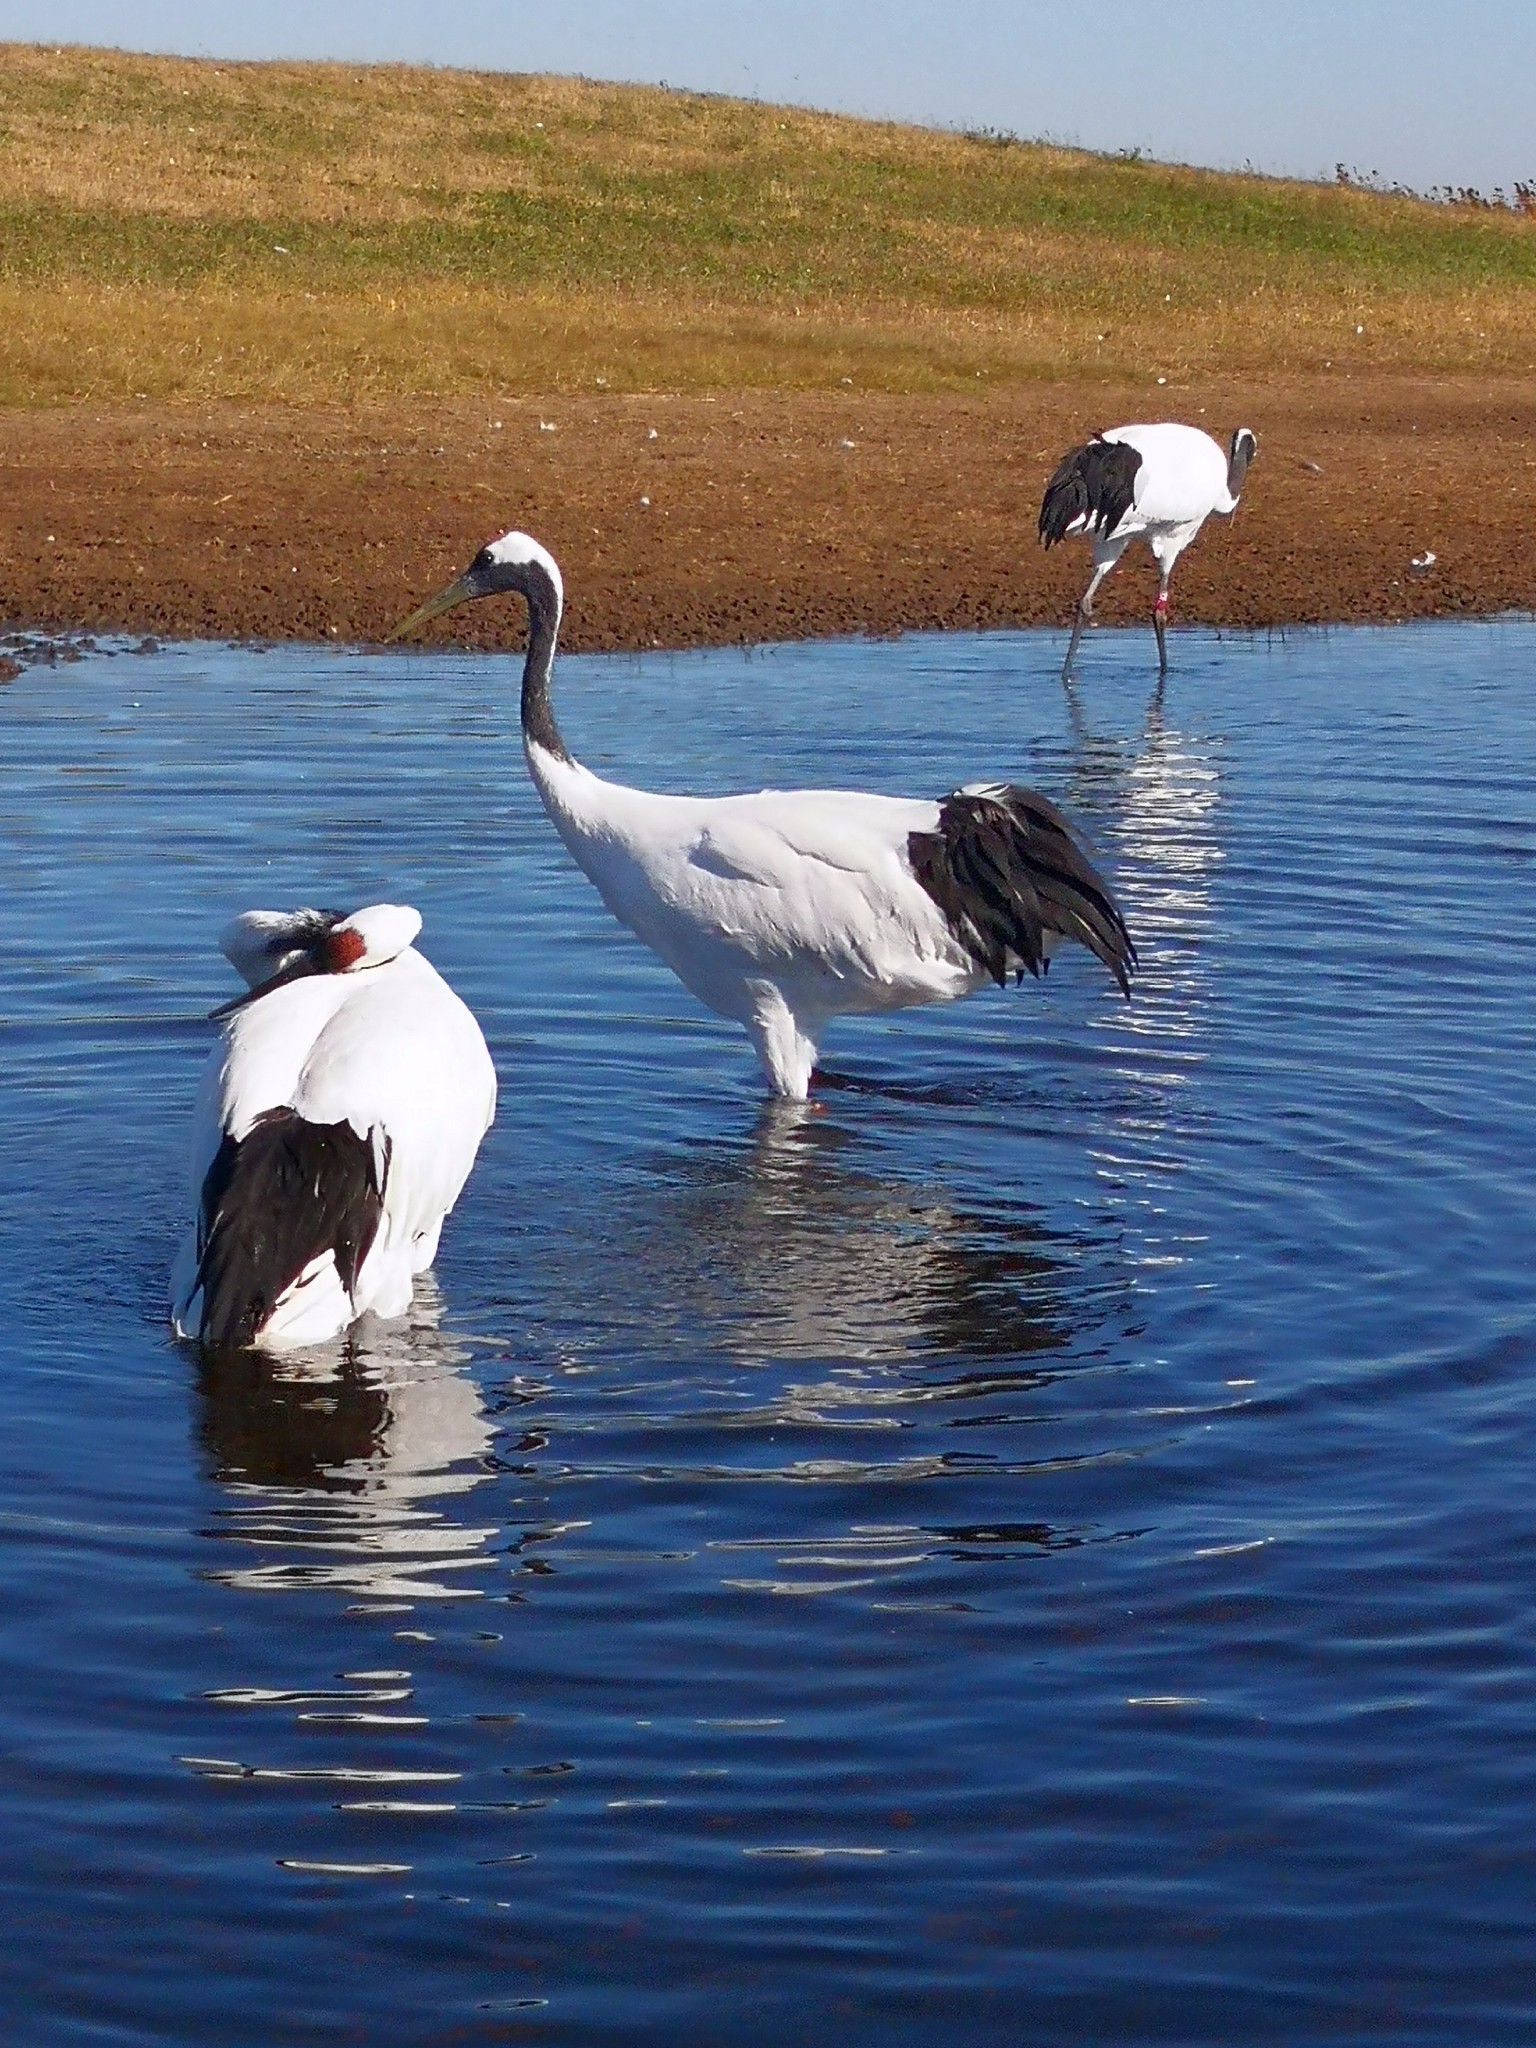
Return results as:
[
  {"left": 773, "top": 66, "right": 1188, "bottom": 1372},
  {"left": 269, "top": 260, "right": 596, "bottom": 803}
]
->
[
  {"left": 645, "top": 1102, "right": 1091, "bottom": 1368},
  {"left": 519, "top": 1104, "right": 1132, "bottom": 1463},
  {"left": 1054, "top": 668, "right": 1229, "bottom": 1108},
  {"left": 195, "top": 1276, "right": 499, "bottom": 1602},
  {"left": 1062, "top": 677, "right": 1226, "bottom": 982},
  {"left": 511, "top": 1104, "right": 1148, "bottom": 1597}
]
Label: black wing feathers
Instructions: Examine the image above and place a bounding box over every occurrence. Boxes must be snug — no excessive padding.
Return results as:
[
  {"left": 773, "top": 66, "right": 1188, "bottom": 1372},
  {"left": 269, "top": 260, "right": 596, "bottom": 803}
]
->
[
  {"left": 1038, "top": 436, "right": 1142, "bottom": 547},
  {"left": 909, "top": 787, "right": 1137, "bottom": 995},
  {"left": 194, "top": 1107, "right": 386, "bottom": 1352}
]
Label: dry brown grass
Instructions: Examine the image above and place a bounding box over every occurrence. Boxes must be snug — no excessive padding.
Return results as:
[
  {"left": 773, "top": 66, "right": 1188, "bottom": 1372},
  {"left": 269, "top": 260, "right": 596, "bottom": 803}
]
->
[
  {"left": 3, "top": 42, "right": 1534, "bottom": 404},
  {"left": 8, "top": 282, "right": 1535, "bottom": 410},
  {"left": 0, "top": 47, "right": 1088, "bottom": 223}
]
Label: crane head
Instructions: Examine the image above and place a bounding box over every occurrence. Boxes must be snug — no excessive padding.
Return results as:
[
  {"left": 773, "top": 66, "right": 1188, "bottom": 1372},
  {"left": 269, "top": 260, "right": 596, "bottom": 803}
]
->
[
  {"left": 211, "top": 904, "right": 423, "bottom": 1018},
  {"left": 387, "top": 529, "right": 564, "bottom": 640}
]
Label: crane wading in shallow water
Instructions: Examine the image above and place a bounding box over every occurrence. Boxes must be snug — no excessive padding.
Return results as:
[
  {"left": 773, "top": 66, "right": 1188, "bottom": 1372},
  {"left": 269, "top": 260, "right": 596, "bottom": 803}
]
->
[
  {"left": 171, "top": 903, "right": 496, "bottom": 1353},
  {"left": 390, "top": 532, "right": 1136, "bottom": 1101},
  {"left": 1040, "top": 423, "right": 1257, "bottom": 679}
]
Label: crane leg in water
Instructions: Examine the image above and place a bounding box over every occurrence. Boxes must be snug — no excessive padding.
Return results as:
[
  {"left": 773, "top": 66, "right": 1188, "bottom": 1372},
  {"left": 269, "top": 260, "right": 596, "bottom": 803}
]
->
[
  {"left": 1062, "top": 556, "right": 1117, "bottom": 681},
  {"left": 1148, "top": 530, "right": 1188, "bottom": 678}
]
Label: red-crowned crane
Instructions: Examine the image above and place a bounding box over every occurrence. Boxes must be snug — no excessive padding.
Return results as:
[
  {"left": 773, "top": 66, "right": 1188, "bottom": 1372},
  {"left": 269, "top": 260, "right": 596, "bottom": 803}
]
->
[
  {"left": 171, "top": 902, "right": 496, "bottom": 1353},
  {"left": 1040, "top": 422, "right": 1257, "bottom": 678},
  {"left": 389, "top": 531, "right": 1136, "bottom": 1102}
]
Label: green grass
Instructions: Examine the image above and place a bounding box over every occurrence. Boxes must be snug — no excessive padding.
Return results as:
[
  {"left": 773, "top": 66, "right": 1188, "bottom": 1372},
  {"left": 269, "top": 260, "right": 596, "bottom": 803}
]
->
[{"left": 2, "top": 40, "right": 1533, "bottom": 402}]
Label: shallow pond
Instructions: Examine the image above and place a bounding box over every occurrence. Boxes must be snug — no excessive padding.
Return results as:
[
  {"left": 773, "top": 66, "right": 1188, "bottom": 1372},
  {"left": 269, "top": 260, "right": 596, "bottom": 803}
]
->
[{"left": 2, "top": 620, "right": 1534, "bottom": 2045}]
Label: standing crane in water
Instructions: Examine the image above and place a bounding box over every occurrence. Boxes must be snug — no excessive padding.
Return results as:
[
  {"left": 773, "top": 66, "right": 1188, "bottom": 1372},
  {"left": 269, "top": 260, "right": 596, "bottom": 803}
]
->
[
  {"left": 390, "top": 530, "right": 1135, "bottom": 1102},
  {"left": 1039, "top": 423, "right": 1257, "bottom": 679},
  {"left": 172, "top": 903, "right": 496, "bottom": 1353}
]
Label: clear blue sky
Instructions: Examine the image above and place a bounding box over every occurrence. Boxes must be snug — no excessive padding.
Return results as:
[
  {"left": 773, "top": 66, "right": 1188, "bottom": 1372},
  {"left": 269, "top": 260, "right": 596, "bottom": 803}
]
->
[{"left": 10, "top": 1, "right": 1536, "bottom": 195}]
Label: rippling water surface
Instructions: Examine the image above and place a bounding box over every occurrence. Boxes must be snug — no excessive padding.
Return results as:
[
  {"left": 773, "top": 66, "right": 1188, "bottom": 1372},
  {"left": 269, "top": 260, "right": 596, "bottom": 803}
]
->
[{"left": 2, "top": 622, "right": 1534, "bottom": 2044}]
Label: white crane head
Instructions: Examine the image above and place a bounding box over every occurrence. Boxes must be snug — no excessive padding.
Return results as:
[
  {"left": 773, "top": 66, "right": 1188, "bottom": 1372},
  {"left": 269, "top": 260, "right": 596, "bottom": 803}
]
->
[
  {"left": 387, "top": 529, "right": 563, "bottom": 641},
  {"left": 219, "top": 906, "right": 341, "bottom": 989},
  {"left": 212, "top": 903, "right": 423, "bottom": 1017}
]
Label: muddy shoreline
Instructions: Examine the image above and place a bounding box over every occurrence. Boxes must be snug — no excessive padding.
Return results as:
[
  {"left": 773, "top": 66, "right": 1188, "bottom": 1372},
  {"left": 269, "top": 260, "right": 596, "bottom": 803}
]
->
[{"left": 3, "top": 376, "right": 1532, "bottom": 659}]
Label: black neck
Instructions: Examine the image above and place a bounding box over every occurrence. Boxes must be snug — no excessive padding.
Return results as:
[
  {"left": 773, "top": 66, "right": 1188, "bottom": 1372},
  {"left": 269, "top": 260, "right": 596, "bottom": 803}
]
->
[
  {"left": 1227, "top": 432, "right": 1253, "bottom": 500},
  {"left": 520, "top": 574, "right": 572, "bottom": 764}
]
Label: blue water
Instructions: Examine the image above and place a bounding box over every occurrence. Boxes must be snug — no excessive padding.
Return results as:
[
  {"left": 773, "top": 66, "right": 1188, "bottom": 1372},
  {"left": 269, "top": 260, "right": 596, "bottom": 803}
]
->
[{"left": 1, "top": 621, "right": 1534, "bottom": 2045}]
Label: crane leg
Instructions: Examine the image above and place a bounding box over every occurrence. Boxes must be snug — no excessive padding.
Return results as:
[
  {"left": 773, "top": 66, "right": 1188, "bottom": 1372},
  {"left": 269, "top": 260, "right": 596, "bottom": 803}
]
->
[
  {"left": 1062, "top": 560, "right": 1113, "bottom": 680},
  {"left": 1062, "top": 604, "right": 1090, "bottom": 680},
  {"left": 1153, "top": 590, "right": 1169, "bottom": 675}
]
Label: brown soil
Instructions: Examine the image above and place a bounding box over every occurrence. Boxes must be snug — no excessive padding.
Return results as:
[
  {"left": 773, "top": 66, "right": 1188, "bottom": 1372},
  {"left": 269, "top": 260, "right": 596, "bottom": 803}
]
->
[{"left": 2, "top": 375, "right": 1532, "bottom": 658}]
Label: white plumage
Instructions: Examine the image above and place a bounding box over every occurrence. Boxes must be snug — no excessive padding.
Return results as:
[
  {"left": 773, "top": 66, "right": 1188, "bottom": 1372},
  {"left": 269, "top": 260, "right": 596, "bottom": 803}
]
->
[
  {"left": 538, "top": 772, "right": 988, "bottom": 1096},
  {"left": 1040, "top": 421, "right": 1257, "bottom": 677},
  {"left": 171, "top": 902, "right": 496, "bottom": 1352},
  {"left": 391, "top": 532, "right": 1135, "bottom": 1101}
]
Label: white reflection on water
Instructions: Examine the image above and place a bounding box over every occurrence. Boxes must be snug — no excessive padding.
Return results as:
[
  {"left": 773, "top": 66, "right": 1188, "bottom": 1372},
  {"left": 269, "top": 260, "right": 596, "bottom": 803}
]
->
[
  {"left": 196, "top": 1278, "right": 497, "bottom": 1600},
  {"left": 1060, "top": 679, "right": 1230, "bottom": 1280},
  {"left": 611, "top": 1104, "right": 1095, "bottom": 1374},
  {"left": 1065, "top": 679, "right": 1227, "bottom": 1037}
]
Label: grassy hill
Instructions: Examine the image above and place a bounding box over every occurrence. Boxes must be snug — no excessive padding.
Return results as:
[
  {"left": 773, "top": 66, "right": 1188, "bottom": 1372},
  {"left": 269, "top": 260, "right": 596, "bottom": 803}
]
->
[{"left": 3, "top": 41, "right": 1534, "bottom": 404}]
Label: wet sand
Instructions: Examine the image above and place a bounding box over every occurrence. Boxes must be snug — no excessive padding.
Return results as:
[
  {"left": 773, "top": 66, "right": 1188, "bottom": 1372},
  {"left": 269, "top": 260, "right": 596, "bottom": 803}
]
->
[{"left": 3, "top": 375, "right": 1531, "bottom": 657}]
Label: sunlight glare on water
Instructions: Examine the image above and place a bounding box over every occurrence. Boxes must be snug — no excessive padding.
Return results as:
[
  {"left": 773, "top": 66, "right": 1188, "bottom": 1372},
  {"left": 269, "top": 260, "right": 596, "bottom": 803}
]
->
[{"left": 1, "top": 621, "right": 1534, "bottom": 2045}]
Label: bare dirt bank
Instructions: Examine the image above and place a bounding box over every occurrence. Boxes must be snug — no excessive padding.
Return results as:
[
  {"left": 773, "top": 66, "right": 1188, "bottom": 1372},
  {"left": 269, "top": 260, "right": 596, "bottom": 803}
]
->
[{"left": 3, "top": 376, "right": 1532, "bottom": 660}]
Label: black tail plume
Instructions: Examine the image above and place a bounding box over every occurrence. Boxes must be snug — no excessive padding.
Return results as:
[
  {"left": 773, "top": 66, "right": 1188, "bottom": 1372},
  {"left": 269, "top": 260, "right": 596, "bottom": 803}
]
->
[
  {"left": 909, "top": 785, "right": 1137, "bottom": 994},
  {"left": 1038, "top": 436, "right": 1142, "bottom": 548},
  {"left": 194, "top": 1108, "right": 386, "bottom": 1352}
]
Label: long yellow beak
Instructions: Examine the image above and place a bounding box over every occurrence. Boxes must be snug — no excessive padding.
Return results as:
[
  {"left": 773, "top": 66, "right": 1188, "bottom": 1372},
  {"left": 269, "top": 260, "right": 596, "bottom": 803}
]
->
[{"left": 385, "top": 571, "right": 475, "bottom": 643}]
